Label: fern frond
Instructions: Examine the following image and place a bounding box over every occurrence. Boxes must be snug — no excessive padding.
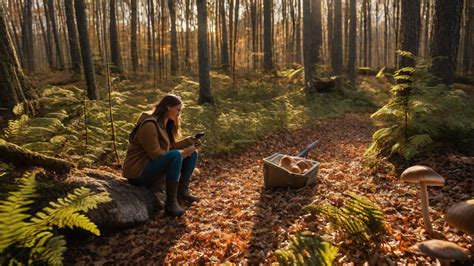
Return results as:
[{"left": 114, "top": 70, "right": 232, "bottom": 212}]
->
[
  {"left": 0, "top": 173, "right": 37, "bottom": 251},
  {"left": 305, "top": 193, "right": 385, "bottom": 246},
  {"left": 274, "top": 235, "right": 338, "bottom": 266},
  {"left": 32, "top": 187, "right": 111, "bottom": 236}
]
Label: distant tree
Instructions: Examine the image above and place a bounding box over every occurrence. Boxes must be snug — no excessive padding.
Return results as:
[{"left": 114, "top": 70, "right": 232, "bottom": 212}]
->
[
  {"left": 64, "top": 0, "right": 81, "bottom": 74},
  {"left": 303, "top": 0, "right": 322, "bottom": 88},
  {"left": 0, "top": 5, "right": 38, "bottom": 119},
  {"left": 131, "top": 0, "right": 138, "bottom": 72},
  {"left": 348, "top": 0, "right": 357, "bottom": 83},
  {"left": 331, "top": 0, "right": 343, "bottom": 74},
  {"left": 168, "top": 0, "right": 179, "bottom": 75},
  {"left": 399, "top": 0, "right": 420, "bottom": 68},
  {"left": 74, "top": 0, "right": 98, "bottom": 100},
  {"left": 21, "top": 0, "right": 34, "bottom": 72},
  {"left": 263, "top": 0, "right": 274, "bottom": 71},
  {"left": 46, "top": 0, "right": 64, "bottom": 69},
  {"left": 197, "top": 0, "right": 213, "bottom": 104},
  {"left": 110, "top": 0, "right": 123, "bottom": 73},
  {"left": 185, "top": 0, "right": 191, "bottom": 72},
  {"left": 220, "top": 0, "right": 230, "bottom": 71},
  {"left": 462, "top": 2, "right": 473, "bottom": 75},
  {"left": 430, "top": 0, "right": 463, "bottom": 85}
]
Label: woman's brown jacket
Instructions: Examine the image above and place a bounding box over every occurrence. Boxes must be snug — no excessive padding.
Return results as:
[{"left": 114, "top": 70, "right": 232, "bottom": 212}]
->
[{"left": 122, "top": 113, "right": 193, "bottom": 179}]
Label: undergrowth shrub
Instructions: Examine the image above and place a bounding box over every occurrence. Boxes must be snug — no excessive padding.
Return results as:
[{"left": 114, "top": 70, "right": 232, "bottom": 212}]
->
[
  {"left": 304, "top": 192, "right": 385, "bottom": 246},
  {"left": 366, "top": 51, "right": 474, "bottom": 161},
  {"left": 0, "top": 171, "right": 111, "bottom": 265}
]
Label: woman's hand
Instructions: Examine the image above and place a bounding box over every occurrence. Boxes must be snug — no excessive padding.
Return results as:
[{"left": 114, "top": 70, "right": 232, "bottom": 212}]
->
[{"left": 180, "top": 146, "right": 197, "bottom": 158}]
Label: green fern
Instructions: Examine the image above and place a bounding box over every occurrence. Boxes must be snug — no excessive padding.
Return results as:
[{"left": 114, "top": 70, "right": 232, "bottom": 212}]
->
[
  {"left": 274, "top": 235, "right": 338, "bottom": 266},
  {"left": 304, "top": 193, "right": 385, "bottom": 245},
  {"left": 0, "top": 172, "right": 111, "bottom": 265},
  {"left": 367, "top": 52, "right": 474, "bottom": 160}
]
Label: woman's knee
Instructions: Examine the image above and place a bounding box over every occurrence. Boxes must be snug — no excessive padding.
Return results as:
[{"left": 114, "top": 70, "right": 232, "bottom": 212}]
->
[{"left": 167, "top": 150, "right": 182, "bottom": 160}]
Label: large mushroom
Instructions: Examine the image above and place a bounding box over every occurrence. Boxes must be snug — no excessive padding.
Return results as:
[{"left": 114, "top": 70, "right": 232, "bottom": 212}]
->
[
  {"left": 417, "top": 239, "right": 470, "bottom": 265},
  {"left": 401, "top": 165, "right": 445, "bottom": 235},
  {"left": 445, "top": 199, "right": 474, "bottom": 235}
]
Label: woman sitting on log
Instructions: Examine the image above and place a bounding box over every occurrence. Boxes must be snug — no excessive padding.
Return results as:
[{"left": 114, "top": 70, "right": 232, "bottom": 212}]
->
[{"left": 122, "top": 94, "right": 200, "bottom": 217}]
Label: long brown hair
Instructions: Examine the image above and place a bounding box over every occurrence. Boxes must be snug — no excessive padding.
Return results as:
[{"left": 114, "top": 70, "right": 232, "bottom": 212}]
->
[{"left": 151, "top": 94, "right": 182, "bottom": 144}]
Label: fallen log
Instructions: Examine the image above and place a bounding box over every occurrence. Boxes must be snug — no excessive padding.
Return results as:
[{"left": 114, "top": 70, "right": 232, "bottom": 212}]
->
[
  {"left": 0, "top": 139, "right": 74, "bottom": 174},
  {"left": 68, "top": 169, "right": 161, "bottom": 231}
]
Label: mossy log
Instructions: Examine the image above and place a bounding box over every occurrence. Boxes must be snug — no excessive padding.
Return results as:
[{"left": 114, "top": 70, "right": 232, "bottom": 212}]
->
[
  {"left": 0, "top": 139, "right": 163, "bottom": 230},
  {"left": 68, "top": 169, "right": 161, "bottom": 231},
  {"left": 0, "top": 139, "right": 74, "bottom": 174}
]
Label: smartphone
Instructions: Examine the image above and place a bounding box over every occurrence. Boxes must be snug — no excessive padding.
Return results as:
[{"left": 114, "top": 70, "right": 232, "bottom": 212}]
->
[{"left": 194, "top": 132, "right": 205, "bottom": 139}]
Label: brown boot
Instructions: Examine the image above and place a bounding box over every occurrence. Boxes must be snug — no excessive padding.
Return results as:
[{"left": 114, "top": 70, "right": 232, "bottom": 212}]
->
[
  {"left": 178, "top": 179, "right": 199, "bottom": 203},
  {"left": 165, "top": 180, "right": 185, "bottom": 217}
]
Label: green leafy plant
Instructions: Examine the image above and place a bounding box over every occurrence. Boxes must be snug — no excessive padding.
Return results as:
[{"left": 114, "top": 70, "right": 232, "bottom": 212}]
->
[
  {"left": 366, "top": 51, "right": 474, "bottom": 160},
  {"left": 0, "top": 171, "right": 111, "bottom": 265},
  {"left": 304, "top": 193, "right": 385, "bottom": 245},
  {"left": 274, "top": 235, "right": 338, "bottom": 266}
]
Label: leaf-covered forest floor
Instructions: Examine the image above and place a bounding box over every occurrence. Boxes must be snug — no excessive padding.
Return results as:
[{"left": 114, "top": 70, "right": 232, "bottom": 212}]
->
[
  {"left": 65, "top": 111, "right": 472, "bottom": 264},
  {"left": 7, "top": 71, "right": 472, "bottom": 264}
]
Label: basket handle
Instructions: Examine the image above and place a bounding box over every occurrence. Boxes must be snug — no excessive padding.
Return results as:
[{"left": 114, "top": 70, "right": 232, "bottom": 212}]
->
[{"left": 296, "top": 140, "right": 319, "bottom": 158}]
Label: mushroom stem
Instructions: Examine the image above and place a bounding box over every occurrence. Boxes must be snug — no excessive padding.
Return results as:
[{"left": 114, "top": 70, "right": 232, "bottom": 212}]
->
[{"left": 420, "top": 182, "right": 434, "bottom": 235}]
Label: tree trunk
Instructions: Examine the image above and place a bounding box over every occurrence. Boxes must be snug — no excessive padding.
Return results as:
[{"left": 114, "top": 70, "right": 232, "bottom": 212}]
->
[
  {"left": 75, "top": 0, "right": 99, "bottom": 100},
  {"left": 250, "top": 0, "right": 257, "bottom": 69},
  {"left": 197, "top": 0, "right": 213, "bottom": 104},
  {"left": 131, "top": 0, "right": 138, "bottom": 72},
  {"left": 384, "top": 0, "right": 389, "bottom": 67},
  {"left": 64, "top": 0, "right": 81, "bottom": 74},
  {"left": 331, "top": 0, "right": 342, "bottom": 75},
  {"left": 229, "top": 0, "right": 234, "bottom": 66},
  {"left": 423, "top": 0, "right": 430, "bottom": 58},
  {"left": 36, "top": 0, "right": 54, "bottom": 70},
  {"left": 348, "top": 0, "right": 356, "bottom": 84},
  {"left": 185, "top": 0, "right": 191, "bottom": 72},
  {"left": 220, "top": 0, "right": 230, "bottom": 71},
  {"left": 327, "top": 0, "right": 333, "bottom": 65},
  {"left": 399, "top": 0, "right": 420, "bottom": 68},
  {"left": 168, "top": 0, "right": 179, "bottom": 75},
  {"left": 21, "top": 0, "right": 35, "bottom": 72},
  {"left": 47, "top": 0, "right": 64, "bottom": 69},
  {"left": 462, "top": 3, "right": 473, "bottom": 75},
  {"left": 430, "top": 0, "right": 463, "bottom": 85},
  {"left": 110, "top": 0, "right": 123, "bottom": 74},
  {"left": 303, "top": 0, "right": 322, "bottom": 90},
  {"left": 0, "top": 4, "right": 38, "bottom": 119},
  {"left": 295, "top": 0, "right": 302, "bottom": 64},
  {"left": 263, "top": 0, "right": 273, "bottom": 71}
]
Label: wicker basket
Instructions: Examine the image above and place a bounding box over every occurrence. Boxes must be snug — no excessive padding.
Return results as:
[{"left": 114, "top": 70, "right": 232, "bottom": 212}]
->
[{"left": 263, "top": 153, "right": 320, "bottom": 189}]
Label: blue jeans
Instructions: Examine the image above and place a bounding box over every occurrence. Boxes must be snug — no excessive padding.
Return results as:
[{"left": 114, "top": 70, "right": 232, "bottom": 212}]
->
[{"left": 131, "top": 150, "right": 198, "bottom": 187}]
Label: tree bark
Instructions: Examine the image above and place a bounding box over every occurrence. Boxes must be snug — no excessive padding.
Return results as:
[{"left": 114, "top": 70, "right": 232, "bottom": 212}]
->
[
  {"left": 168, "top": 0, "right": 179, "bottom": 75},
  {"left": 75, "top": 0, "right": 99, "bottom": 100},
  {"left": 47, "top": 0, "right": 65, "bottom": 69},
  {"left": 295, "top": 0, "right": 302, "bottom": 64},
  {"left": 348, "top": 0, "right": 356, "bottom": 84},
  {"left": 399, "top": 0, "right": 420, "bottom": 68},
  {"left": 430, "top": 0, "right": 463, "bottom": 85},
  {"left": 131, "top": 0, "right": 138, "bottom": 72},
  {"left": 197, "top": 0, "right": 214, "bottom": 104},
  {"left": 220, "top": 0, "right": 230, "bottom": 71},
  {"left": 185, "top": 0, "right": 191, "bottom": 72},
  {"left": 110, "top": 0, "right": 123, "bottom": 74},
  {"left": 263, "top": 0, "right": 274, "bottom": 71},
  {"left": 64, "top": 0, "right": 81, "bottom": 74},
  {"left": 0, "top": 4, "right": 38, "bottom": 119},
  {"left": 250, "top": 0, "right": 257, "bottom": 69},
  {"left": 21, "top": 0, "right": 35, "bottom": 72},
  {"left": 0, "top": 139, "right": 74, "bottom": 175},
  {"left": 462, "top": 4, "right": 473, "bottom": 75},
  {"left": 331, "top": 0, "right": 343, "bottom": 75},
  {"left": 303, "top": 0, "right": 322, "bottom": 90}
]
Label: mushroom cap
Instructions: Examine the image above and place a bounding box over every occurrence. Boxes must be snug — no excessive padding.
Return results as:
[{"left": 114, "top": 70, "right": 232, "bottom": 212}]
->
[
  {"left": 280, "top": 156, "right": 294, "bottom": 168},
  {"left": 417, "top": 239, "right": 470, "bottom": 261},
  {"left": 445, "top": 199, "right": 474, "bottom": 235},
  {"left": 401, "top": 165, "right": 445, "bottom": 186},
  {"left": 296, "top": 160, "right": 309, "bottom": 171},
  {"left": 290, "top": 164, "right": 302, "bottom": 174}
]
